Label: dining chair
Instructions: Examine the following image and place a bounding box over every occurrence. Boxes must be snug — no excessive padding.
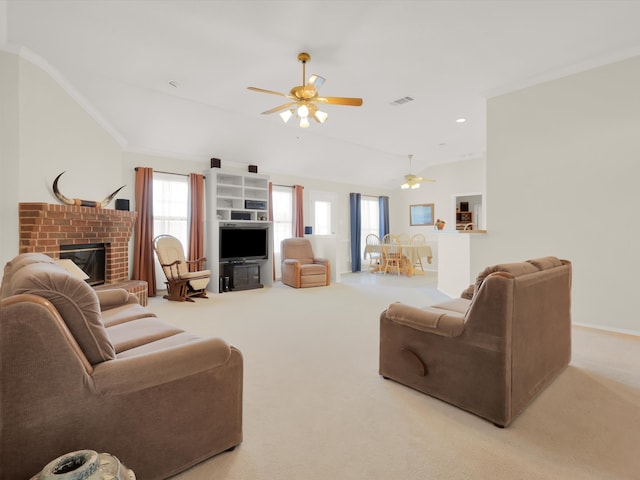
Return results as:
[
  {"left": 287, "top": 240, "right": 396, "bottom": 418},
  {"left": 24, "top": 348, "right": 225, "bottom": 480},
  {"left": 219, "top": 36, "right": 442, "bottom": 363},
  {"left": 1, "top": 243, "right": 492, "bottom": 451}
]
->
[
  {"left": 396, "top": 232, "right": 411, "bottom": 245},
  {"left": 365, "top": 234, "right": 382, "bottom": 272},
  {"left": 411, "top": 233, "right": 427, "bottom": 272},
  {"left": 381, "top": 234, "right": 408, "bottom": 275}
]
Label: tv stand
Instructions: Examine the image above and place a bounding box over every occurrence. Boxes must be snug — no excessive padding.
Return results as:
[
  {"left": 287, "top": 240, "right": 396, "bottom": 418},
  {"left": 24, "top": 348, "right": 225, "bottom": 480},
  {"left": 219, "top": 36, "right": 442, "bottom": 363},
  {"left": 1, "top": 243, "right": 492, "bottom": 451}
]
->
[{"left": 223, "top": 262, "right": 263, "bottom": 291}]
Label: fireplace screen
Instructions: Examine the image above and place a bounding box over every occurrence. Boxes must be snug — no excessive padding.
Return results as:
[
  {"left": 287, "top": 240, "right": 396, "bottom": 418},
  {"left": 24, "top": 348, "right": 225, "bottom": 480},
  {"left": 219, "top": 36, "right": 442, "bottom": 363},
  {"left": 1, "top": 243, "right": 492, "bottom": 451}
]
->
[{"left": 59, "top": 243, "right": 106, "bottom": 286}]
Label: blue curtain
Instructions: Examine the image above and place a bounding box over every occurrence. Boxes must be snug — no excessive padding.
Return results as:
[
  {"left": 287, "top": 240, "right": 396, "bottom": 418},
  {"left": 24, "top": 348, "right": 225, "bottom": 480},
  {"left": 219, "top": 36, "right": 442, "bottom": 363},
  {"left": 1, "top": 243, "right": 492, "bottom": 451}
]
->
[
  {"left": 350, "top": 193, "right": 362, "bottom": 272},
  {"left": 379, "top": 196, "right": 390, "bottom": 238}
]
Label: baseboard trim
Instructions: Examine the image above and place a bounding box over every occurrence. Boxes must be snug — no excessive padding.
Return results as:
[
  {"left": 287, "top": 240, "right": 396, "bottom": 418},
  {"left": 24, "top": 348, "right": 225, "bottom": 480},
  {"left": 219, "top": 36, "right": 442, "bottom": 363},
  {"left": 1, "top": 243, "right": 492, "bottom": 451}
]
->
[{"left": 573, "top": 322, "right": 640, "bottom": 338}]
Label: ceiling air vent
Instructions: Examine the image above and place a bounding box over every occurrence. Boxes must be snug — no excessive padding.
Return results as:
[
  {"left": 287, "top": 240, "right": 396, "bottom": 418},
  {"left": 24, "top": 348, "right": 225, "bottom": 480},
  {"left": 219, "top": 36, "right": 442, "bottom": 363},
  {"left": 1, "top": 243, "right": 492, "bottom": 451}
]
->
[{"left": 391, "top": 96, "right": 415, "bottom": 106}]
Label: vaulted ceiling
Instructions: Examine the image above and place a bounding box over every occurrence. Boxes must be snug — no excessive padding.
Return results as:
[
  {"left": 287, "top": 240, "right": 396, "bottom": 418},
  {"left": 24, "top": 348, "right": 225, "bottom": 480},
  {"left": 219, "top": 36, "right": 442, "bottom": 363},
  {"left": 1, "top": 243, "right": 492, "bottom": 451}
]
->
[{"left": 5, "top": 1, "right": 640, "bottom": 189}]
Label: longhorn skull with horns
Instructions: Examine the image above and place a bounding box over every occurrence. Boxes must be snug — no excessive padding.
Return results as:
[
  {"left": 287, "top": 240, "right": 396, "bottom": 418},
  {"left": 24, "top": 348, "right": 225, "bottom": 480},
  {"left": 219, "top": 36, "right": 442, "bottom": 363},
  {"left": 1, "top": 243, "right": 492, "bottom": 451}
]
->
[{"left": 53, "top": 172, "right": 125, "bottom": 208}]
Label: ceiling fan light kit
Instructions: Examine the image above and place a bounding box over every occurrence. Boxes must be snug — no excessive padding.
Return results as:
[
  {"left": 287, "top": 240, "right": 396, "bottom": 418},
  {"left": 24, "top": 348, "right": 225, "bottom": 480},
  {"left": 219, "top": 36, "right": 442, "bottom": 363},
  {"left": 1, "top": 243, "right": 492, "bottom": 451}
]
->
[
  {"left": 248, "top": 52, "right": 362, "bottom": 128},
  {"left": 401, "top": 154, "right": 435, "bottom": 189}
]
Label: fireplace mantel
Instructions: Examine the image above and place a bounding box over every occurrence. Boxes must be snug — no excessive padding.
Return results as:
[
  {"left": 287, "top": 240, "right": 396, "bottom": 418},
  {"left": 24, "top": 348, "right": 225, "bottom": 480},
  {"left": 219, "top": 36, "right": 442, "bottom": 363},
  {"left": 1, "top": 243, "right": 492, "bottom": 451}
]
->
[{"left": 19, "top": 203, "right": 138, "bottom": 285}]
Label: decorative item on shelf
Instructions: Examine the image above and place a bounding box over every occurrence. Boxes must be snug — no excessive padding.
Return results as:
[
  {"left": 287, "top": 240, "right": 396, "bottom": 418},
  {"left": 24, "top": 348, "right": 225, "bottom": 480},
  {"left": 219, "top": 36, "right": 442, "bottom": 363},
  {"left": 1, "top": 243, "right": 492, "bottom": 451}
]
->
[
  {"left": 53, "top": 172, "right": 125, "bottom": 208},
  {"left": 435, "top": 219, "right": 446, "bottom": 230},
  {"left": 30, "top": 449, "right": 136, "bottom": 480}
]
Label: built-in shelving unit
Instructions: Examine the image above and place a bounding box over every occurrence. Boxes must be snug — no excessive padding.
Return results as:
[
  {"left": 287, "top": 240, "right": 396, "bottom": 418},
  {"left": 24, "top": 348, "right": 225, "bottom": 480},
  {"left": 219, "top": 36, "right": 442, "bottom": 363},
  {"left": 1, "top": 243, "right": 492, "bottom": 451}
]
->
[
  {"left": 456, "top": 211, "right": 474, "bottom": 230},
  {"left": 215, "top": 172, "right": 269, "bottom": 222},
  {"left": 205, "top": 168, "right": 273, "bottom": 294}
]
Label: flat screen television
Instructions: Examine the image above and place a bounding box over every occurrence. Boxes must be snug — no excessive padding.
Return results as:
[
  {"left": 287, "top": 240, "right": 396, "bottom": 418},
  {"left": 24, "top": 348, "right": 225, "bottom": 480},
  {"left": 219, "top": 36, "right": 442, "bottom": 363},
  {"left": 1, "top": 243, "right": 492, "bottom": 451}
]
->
[{"left": 219, "top": 226, "right": 269, "bottom": 262}]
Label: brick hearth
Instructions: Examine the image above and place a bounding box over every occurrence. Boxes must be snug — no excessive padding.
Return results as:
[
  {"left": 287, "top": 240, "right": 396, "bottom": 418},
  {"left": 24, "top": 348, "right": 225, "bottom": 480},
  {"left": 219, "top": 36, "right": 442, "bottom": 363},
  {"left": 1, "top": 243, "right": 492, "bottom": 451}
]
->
[{"left": 18, "top": 203, "right": 147, "bottom": 304}]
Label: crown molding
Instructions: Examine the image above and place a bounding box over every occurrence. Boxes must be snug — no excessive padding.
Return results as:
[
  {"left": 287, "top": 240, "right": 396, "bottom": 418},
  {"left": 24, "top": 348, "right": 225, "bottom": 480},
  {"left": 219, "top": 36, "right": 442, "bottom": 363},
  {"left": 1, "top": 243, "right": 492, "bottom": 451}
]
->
[{"left": 12, "top": 46, "right": 128, "bottom": 149}]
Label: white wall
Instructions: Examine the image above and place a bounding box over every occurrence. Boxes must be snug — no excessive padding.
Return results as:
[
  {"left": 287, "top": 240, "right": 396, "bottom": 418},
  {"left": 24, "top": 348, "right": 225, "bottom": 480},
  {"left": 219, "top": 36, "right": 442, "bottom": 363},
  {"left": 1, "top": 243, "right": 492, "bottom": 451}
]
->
[
  {"left": 0, "top": 50, "right": 20, "bottom": 269},
  {"left": 478, "top": 55, "right": 640, "bottom": 335},
  {"left": 268, "top": 172, "right": 391, "bottom": 275},
  {"left": 0, "top": 50, "right": 130, "bottom": 269},
  {"left": 390, "top": 157, "right": 486, "bottom": 271},
  {"left": 17, "top": 57, "right": 125, "bottom": 203}
]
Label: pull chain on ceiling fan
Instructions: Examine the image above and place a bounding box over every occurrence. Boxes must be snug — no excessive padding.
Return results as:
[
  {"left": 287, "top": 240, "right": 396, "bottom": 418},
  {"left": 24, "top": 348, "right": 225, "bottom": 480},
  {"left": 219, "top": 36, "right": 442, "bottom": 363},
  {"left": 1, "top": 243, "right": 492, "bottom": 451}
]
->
[
  {"left": 248, "top": 52, "right": 363, "bottom": 128},
  {"left": 401, "top": 154, "right": 436, "bottom": 189}
]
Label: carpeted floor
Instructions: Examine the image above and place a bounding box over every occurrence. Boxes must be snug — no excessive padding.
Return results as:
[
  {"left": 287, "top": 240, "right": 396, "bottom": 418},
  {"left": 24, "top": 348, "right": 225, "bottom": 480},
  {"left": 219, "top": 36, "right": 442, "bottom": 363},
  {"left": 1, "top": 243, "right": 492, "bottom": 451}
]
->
[{"left": 146, "top": 272, "right": 640, "bottom": 480}]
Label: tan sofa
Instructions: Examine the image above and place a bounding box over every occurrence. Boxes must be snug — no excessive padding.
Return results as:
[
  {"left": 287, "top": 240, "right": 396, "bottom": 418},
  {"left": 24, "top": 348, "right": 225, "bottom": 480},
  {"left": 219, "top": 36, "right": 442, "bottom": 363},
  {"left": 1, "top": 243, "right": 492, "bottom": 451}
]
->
[
  {"left": 0, "top": 253, "right": 243, "bottom": 480},
  {"left": 379, "top": 256, "right": 572, "bottom": 427},
  {"left": 281, "top": 238, "right": 331, "bottom": 288}
]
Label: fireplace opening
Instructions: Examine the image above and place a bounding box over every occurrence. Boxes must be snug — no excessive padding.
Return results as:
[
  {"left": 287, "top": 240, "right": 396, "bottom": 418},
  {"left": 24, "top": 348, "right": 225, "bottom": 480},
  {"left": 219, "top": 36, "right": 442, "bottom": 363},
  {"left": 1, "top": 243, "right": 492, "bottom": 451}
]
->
[{"left": 59, "top": 243, "right": 106, "bottom": 286}]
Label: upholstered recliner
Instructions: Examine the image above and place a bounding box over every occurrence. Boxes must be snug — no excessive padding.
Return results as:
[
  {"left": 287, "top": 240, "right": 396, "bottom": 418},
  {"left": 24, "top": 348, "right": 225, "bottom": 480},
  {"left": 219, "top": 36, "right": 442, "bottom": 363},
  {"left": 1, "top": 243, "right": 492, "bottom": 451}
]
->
[
  {"left": 0, "top": 253, "right": 242, "bottom": 480},
  {"left": 281, "top": 238, "right": 331, "bottom": 288},
  {"left": 153, "top": 234, "right": 210, "bottom": 301},
  {"left": 379, "top": 256, "right": 572, "bottom": 427}
]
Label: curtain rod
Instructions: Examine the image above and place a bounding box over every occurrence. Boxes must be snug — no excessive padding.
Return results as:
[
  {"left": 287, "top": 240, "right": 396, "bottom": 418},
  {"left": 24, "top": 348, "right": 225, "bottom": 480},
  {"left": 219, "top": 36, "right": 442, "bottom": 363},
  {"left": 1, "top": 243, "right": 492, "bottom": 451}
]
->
[{"left": 135, "top": 168, "right": 205, "bottom": 178}]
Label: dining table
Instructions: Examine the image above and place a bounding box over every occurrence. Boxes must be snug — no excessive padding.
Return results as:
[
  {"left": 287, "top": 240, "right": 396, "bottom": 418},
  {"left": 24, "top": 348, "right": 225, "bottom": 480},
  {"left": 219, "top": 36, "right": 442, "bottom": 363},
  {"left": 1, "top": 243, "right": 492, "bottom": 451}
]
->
[{"left": 364, "top": 243, "right": 433, "bottom": 275}]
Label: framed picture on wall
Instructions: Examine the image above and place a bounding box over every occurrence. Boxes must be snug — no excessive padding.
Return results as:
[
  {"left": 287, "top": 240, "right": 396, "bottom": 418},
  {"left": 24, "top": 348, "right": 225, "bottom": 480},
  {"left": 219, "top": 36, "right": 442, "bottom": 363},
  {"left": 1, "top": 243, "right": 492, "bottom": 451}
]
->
[{"left": 410, "top": 203, "right": 434, "bottom": 226}]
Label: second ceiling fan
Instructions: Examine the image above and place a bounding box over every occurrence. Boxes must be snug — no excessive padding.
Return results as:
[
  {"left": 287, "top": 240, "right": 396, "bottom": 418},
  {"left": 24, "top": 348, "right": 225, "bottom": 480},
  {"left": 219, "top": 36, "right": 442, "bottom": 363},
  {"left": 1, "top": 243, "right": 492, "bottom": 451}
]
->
[
  {"left": 247, "top": 52, "right": 363, "bottom": 128},
  {"left": 401, "top": 154, "right": 436, "bottom": 189}
]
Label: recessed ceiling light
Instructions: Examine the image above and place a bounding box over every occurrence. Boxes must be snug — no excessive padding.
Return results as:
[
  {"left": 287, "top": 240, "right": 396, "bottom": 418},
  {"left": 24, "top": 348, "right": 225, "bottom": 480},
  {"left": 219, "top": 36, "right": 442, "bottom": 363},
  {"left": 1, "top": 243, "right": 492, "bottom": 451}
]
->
[{"left": 456, "top": 118, "right": 466, "bottom": 123}]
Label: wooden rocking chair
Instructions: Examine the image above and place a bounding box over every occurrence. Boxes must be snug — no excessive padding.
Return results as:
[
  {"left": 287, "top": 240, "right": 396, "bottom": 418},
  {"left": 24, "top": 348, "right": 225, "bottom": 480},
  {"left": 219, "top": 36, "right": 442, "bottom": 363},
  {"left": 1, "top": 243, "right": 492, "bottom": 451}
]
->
[{"left": 153, "top": 234, "right": 210, "bottom": 301}]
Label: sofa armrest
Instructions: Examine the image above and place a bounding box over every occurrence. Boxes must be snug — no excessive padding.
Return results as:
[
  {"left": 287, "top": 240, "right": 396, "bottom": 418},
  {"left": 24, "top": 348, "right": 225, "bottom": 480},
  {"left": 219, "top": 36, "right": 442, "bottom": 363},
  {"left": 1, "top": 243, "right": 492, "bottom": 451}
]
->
[
  {"left": 96, "top": 288, "right": 138, "bottom": 310},
  {"left": 385, "top": 302, "right": 465, "bottom": 337},
  {"left": 91, "top": 337, "right": 239, "bottom": 395}
]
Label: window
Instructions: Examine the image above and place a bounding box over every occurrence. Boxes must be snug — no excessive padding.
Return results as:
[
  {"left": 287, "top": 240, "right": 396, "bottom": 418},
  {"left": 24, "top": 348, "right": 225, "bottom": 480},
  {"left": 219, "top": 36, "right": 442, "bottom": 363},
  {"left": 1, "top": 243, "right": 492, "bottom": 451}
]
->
[
  {"left": 153, "top": 173, "right": 189, "bottom": 247},
  {"left": 272, "top": 186, "right": 293, "bottom": 254},
  {"left": 314, "top": 200, "right": 331, "bottom": 235},
  {"left": 360, "top": 196, "right": 380, "bottom": 267}
]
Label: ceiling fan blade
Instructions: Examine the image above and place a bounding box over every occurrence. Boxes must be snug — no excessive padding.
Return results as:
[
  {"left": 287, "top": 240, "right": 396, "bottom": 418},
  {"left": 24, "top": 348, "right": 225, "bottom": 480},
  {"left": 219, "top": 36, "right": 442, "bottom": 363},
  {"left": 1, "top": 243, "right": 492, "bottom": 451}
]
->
[
  {"left": 416, "top": 177, "right": 436, "bottom": 183},
  {"left": 247, "top": 86, "right": 290, "bottom": 97},
  {"left": 316, "top": 96, "right": 363, "bottom": 106},
  {"left": 308, "top": 74, "right": 325, "bottom": 89},
  {"left": 260, "top": 102, "right": 298, "bottom": 115}
]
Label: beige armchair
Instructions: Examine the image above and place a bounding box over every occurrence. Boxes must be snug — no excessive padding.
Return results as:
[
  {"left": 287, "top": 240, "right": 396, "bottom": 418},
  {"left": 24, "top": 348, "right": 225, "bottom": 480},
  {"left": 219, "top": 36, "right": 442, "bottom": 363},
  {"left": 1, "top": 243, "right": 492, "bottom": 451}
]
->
[
  {"left": 281, "top": 238, "right": 331, "bottom": 288},
  {"left": 0, "top": 253, "right": 242, "bottom": 480},
  {"left": 153, "top": 234, "right": 210, "bottom": 301},
  {"left": 379, "top": 256, "right": 572, "bottom": 427}
]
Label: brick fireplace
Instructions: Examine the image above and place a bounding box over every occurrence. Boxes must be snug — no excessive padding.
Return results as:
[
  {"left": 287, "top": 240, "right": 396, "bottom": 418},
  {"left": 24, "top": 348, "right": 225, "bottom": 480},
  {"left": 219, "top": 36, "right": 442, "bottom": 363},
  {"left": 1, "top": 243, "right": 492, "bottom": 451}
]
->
[{"left": 18, "top": 203, "right": 148, "bottom": 304}]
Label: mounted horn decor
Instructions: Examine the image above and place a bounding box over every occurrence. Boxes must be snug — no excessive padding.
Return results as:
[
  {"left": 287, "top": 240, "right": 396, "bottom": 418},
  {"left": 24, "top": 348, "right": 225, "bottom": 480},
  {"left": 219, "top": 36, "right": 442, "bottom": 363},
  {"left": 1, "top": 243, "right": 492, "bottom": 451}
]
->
[{"left": 53, "top": 172, "right": 125, "bottom": 208}]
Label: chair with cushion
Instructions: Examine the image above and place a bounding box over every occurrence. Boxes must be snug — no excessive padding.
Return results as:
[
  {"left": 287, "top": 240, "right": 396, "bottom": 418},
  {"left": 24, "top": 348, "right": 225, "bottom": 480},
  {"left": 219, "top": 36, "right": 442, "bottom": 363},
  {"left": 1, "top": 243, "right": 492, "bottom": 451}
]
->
[
  {"left": 379, "top": 256, "right": 572, "bottom": 427},
  {"left": 410, "top": 233, "right": 427, "bottom": 272},
  {"left": 0, "top": 253, "right": 243, "bottom": 480},
  {"left": 281, "top": 238, "right": 331, "bottom": 288},
  {"left": 364, "top": 233, "right": 382, "bottom": 272},
  {"left": 396, "top": 232, "right": 411, "bottom": 245},
  {"left": 381, "top": 234, "right": 410, "bottom": 275},
  {"left": 153, "top": 234, "right": 210, "bottom": 301}
]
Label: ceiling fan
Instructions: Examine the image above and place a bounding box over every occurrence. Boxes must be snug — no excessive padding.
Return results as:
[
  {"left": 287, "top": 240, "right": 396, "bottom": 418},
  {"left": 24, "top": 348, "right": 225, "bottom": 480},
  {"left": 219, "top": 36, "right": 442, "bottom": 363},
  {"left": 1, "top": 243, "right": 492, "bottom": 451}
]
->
[
  {"left": 401, "top": 154, "right": 436, "bottom": 189},
  {"left": 247, "top": 52, "right": 363, "bottom": 128}
]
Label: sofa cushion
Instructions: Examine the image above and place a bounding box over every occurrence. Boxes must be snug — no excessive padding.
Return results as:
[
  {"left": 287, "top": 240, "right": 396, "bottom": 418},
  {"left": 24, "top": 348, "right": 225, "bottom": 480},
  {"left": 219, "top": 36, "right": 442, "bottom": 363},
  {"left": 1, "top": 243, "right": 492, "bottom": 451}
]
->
[
  {"left": 432, "top": 297, "right": 471, "bottom": 315},
  {"left": 385, "top": 302, "right": 465, "bottom": 337},
  {"left": 101, "top": 303, "right": 157, "bottom": 327},
  {"left": 300, "top": 263, "right": 327, "bottom": 276},
  {"left": 473, "top": 260, "right": 540, "bottom": 296},
  {"left": 106, "top": 317, "right": 184, "bottom": 353},
  {"left": 0, "top": 253, "right": 56, "bottom": 300},
  {"left": 528, "top": 256, "right": 564, "bottom": 270},
  {"left": 9, "top": 262, "right": 116, "bottom": 363}
]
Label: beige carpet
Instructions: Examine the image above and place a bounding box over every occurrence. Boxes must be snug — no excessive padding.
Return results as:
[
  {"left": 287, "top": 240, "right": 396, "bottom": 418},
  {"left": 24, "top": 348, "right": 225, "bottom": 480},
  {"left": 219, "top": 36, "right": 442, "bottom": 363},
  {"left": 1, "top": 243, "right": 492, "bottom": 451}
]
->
[{"left": 146, "top": 272, "right": 640, "bottom": 480}]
